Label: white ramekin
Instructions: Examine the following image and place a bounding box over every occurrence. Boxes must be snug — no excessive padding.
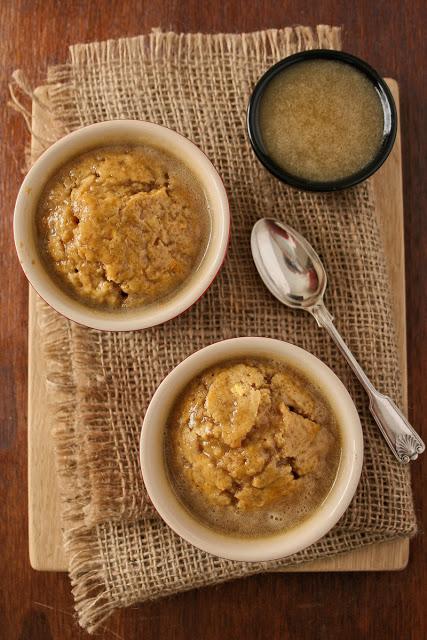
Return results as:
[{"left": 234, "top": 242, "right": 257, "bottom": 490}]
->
[
  {"left": 140, "top": 337, "right": 363, "bottom": 562},
  {"left": 14, "top": 120, "right": 230, "bottom": 331}
]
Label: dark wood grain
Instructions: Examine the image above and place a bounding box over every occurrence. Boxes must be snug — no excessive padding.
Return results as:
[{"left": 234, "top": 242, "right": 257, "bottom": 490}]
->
[{"left": 1, "top": 1, "right": 425, "bottom": 638}]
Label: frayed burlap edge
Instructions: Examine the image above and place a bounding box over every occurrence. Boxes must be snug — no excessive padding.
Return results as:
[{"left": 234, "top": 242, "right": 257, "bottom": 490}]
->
[
  {"left": 9, "top": 25, "right": 341, "bottom": 154},
  {"left": 63, "top": 521, "right": 411, "bottom": 634}
]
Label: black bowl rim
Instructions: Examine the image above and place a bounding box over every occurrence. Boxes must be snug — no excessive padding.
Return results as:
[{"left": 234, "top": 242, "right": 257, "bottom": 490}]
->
[{"left": 247, "top": 49, "right": 398, "bottom": 192}]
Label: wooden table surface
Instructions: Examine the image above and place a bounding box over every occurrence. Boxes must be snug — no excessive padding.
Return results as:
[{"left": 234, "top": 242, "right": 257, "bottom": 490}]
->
[{"left": 1, "top": 2, "right": 426, "bottom": 639}]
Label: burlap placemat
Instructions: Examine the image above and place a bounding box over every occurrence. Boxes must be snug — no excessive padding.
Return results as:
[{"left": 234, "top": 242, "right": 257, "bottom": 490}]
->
[{"left": 14, "top": 25, "right": 416, "bottom": 633}]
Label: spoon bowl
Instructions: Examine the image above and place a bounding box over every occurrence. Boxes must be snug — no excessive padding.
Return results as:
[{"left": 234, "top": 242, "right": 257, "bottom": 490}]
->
[{"left": 251, "top": 218, "right": 326, "bottom": 310}]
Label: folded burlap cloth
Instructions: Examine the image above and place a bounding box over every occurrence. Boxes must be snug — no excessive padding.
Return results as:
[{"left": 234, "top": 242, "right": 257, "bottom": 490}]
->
[{"left": 21, "top": 25, "right": 417, "bottom": 632}]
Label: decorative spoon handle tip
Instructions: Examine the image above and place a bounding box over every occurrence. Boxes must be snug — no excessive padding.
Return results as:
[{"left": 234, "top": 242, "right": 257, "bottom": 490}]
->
[{"left": 312, "top": 303, "right": 424, "bottom": 464}]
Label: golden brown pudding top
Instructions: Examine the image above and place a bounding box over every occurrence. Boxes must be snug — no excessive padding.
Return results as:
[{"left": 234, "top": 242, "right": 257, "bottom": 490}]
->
[
  {"left": 166, "top": 358, "right": 341, "bottom": 537},
  {"left": 37, "top": 145, "right": 210, "bottom": 309}
]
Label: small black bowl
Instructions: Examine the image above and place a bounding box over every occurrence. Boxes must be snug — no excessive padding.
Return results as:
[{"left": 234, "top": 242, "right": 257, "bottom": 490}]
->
[{"left": 247, "top": 49, "right": 397, "bottom": 192}]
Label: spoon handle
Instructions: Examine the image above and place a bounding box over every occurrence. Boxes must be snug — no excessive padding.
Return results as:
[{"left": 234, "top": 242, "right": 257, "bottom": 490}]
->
[{"left": 311, "top": 303, "right": 425, "bottom": 463}]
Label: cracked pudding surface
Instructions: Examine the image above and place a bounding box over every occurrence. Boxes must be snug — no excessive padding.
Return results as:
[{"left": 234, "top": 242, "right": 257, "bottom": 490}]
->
[
  {"left": 166, "top": 359, "right": 341, "bottom": 537},
  {"left": 36, "top": 145, "right": 210, "bottom": 309}
]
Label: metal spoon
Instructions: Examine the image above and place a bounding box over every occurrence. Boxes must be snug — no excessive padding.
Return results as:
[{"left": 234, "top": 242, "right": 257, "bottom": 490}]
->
[{"left": 251, "top": 217, "right": 425, "bottom": 463}]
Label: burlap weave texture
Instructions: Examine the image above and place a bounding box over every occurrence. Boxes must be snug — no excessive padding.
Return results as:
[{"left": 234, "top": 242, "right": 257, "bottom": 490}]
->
[{"left": 27, "top": 26, "right": 415, "bottom": 632}]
